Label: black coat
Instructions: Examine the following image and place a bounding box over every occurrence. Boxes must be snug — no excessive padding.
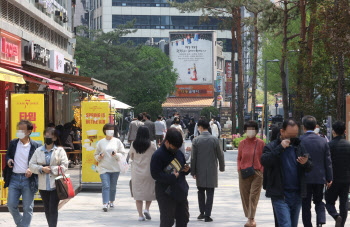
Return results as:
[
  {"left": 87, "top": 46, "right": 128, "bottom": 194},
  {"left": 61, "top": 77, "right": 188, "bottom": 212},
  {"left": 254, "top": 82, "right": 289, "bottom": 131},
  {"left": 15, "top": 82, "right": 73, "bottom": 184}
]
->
[
  {"left": 261, "top": 138, "right": 313, "bottom": 199},
  {"left": 300, "top": 132, "right": 333, "bottom": 184},
  {"left": 150, "top": 144, "right": 190, "bottom": 201},
  {"left": 328, "top": 136, "right": 350, "bottom": 183},
  {"left": 4, "top": 138, "right": 40, "bottom": 192}
]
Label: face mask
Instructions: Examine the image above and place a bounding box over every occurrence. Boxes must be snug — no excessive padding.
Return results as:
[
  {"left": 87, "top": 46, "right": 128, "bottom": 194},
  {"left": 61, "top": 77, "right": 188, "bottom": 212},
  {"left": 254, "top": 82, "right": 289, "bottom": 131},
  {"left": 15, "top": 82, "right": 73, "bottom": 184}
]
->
[
  {"left": 290, "top": 137, "right": 300, "bottom": 146},
  {"left": 314, "top": 128, "right": 320, "bottom": 134},
  {"left": 45, "top": 138, "right": 53, "bottom": 145},
  {"left": 168, "top": 147, "right": 178, "bottom": 155},
  {"left": 246, "top": 130, "right": 256, "bottom": 138},
  {"left": 175, "top": 121, "right": 180, "bottom": 124},
  {"left": 17, "top": 130, "right": 26, "bottom": 139},
  {"left": 106, "top": 130, "right": 114, "bottom": 137}
]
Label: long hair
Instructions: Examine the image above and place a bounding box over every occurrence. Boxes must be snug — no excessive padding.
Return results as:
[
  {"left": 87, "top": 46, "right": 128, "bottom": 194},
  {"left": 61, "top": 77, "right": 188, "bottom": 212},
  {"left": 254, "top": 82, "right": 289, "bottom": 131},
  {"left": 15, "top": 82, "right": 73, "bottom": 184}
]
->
[{"left": 132, "top": 126, "right": 151, "bottom": 154}]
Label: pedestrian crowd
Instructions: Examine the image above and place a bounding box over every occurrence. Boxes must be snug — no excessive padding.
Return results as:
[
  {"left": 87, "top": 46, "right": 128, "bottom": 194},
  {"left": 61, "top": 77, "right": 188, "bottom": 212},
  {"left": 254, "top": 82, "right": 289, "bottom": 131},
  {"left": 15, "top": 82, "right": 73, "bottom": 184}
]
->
[{"left": 3, "top": 112, "right": 350, "bottom": 227}]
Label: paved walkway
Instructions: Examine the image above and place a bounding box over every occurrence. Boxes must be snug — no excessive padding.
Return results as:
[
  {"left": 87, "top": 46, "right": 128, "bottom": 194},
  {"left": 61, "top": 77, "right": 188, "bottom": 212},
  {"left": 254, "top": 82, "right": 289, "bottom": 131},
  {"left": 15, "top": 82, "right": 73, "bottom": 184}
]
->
[{"left": 0, "top": 144, "right": 340, "bottom": 226}]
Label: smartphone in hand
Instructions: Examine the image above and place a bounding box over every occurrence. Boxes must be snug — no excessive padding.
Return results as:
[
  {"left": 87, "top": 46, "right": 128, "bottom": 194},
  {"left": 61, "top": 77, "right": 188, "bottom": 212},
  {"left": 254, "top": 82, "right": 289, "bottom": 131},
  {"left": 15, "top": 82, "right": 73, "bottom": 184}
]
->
[{"left": 112, "top": 151, "right": 116, "bottom": 155}]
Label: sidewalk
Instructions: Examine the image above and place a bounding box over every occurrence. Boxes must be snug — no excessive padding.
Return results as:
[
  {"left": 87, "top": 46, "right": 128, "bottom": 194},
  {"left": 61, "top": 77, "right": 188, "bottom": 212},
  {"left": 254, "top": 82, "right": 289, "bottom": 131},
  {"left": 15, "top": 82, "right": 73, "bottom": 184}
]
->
[{"left": 0, "top": 148, "right": 339, "bottom": 226}]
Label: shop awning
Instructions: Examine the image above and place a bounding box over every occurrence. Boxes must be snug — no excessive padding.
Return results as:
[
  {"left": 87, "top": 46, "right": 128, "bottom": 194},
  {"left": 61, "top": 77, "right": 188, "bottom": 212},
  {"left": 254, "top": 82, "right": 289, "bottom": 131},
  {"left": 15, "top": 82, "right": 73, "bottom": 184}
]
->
[
  {"left": 104, "top": 95, "right": 133, "bottom": 109},
  {"left": 5, "top": 66, "right": 63, "bottom": 91},
  {"left": 162, "top": 97, "right": 214, "bottom": 108},
  {"left": 68, "top": 82, "right": 94, "bottom": 93},
  {"left": 0, "top": 67, "right": 26, "bottom": 84}
]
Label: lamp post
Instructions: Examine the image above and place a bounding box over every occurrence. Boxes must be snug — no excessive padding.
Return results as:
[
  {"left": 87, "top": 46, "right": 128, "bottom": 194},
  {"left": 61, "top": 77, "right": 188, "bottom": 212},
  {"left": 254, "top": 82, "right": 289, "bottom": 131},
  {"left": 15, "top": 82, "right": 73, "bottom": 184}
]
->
[{"left": 265, "top": 59, "right": 279, "bottom": 142}]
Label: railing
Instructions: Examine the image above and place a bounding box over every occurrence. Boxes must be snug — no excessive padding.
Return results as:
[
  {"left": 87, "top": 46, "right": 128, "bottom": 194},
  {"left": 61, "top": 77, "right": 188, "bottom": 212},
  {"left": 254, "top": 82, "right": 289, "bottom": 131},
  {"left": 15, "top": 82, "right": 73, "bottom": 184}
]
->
[{"left": 0, "top": 151, "right": 41, "bottom": 205}]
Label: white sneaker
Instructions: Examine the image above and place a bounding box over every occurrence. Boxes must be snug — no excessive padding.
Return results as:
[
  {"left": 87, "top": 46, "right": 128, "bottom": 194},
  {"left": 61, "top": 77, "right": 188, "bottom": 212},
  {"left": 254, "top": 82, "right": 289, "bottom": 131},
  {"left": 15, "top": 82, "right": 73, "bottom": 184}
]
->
[
  {"left": 102, "top": 204, "right": 108, "bottom": 212},
  {"left": 144, "top": 210, "right": 151, "bottom": 220},
  {"left": 138, "top": 217, "right": 145, "bottom": 221},
  {"left": 109, "top": 202, "right": 114, "bottom": 208}
]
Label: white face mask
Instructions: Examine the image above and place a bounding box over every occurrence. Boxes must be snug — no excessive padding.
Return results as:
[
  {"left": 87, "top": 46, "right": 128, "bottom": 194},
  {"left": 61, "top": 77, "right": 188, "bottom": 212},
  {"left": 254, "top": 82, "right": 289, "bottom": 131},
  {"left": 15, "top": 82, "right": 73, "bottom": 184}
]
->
[
  {"left": 17, "top": 130, "right": 26, "bottom": 139},
  {"left": 246, "top": 130, "right": 256, "bottom": 138},
  {"left": 106, "top": 130, "right": 114, "bottom": 137},
  {"left": 314, "top": 128, "right": 320, "bottom": 134}
]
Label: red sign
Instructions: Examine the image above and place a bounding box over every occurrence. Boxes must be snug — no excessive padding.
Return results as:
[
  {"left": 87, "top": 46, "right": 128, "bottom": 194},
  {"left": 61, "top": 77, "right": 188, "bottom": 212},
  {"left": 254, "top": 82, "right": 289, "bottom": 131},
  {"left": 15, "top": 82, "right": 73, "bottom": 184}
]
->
[
  {"left": 226, "top": 82, "right": 232, "bottom": 96},
  {"left": 176, "top": 85, "right": 214, "bottom": 97},
  {"left": 225, "top": 61, "right": 232, "bottom": 82},
  {"left": 0, "top": 30, "right": 21, "bottom": 67}
]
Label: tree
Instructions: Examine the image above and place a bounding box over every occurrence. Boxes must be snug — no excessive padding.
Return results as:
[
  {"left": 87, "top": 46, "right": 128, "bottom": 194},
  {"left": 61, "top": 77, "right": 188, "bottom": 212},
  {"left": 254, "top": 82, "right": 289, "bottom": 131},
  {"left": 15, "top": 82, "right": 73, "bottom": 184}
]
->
[
  {"left": 134, "top": 101, "right": 164, "bottom": 121},
  {"left": 200, "top": 106, "right": 219, "bottom": 120},
  {"left": 75, "top": 25, "right": 178, "bottom": 108}
]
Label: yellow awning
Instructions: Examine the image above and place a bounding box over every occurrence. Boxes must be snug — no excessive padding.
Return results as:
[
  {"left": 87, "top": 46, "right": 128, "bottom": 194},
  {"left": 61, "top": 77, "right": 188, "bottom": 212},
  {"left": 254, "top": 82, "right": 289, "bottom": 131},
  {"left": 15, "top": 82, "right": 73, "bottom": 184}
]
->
[{"left": 0, "top": 67, "right": 26, "bottom": 84}]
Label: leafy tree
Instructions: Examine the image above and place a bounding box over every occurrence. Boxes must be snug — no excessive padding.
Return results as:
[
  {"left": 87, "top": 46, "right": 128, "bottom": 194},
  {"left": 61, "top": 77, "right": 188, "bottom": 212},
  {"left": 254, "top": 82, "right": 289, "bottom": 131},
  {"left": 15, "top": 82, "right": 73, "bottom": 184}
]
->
[
  {"left": 75, "top": 25, "right": 178, "bottom": 108},
  {"left": 200, "top": 106, "right": 219, "bottom": 120},
  {"left": 134, "top": 101, "right": 163, "bottom": 121}
]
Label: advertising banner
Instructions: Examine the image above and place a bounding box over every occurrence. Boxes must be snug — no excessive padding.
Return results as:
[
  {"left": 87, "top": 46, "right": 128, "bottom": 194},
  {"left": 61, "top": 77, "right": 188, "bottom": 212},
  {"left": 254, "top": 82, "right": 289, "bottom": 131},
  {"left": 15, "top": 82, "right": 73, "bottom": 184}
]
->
[
  {"left": 81, "top": 101, "right": 110, "bottom": 183},
  {"left": 220, "top": 107, "right": 233, "bottom": 142},
  {"left": 225, "top": 61, "right": 232, "bottom": 82},
  {"left": 11, "top": 94, "right": 45, "bottom": 145},
  {"left": 170, "top": 32, "right": 213, "bottom": 85},
  {"left": 216, "top": 72, "right": 222, "bottom": 93},
  {"left": 176, "top": 85, "right": 214, "bottom": 97}
]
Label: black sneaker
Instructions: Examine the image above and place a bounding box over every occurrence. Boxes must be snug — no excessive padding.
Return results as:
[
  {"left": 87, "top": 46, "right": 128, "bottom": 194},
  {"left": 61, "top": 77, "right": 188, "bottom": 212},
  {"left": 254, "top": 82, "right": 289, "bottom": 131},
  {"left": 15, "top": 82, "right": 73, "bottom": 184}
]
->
[
  {"left": 335, "top": 216, "right": 342, "bottom": 227},
  {"left": 197, "top": 214, "right": 205, "bottom": 220},
  {"left": 205, "top": 217, "right": 213, "bottom": 222}
]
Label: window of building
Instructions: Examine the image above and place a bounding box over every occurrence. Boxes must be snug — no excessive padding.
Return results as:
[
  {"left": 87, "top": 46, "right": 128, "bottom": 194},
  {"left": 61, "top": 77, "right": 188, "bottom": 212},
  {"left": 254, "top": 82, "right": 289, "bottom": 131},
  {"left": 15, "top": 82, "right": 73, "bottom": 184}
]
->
[
  {"left": 97, "top": 0, "right": 99, "bottom": 8},
  {"left": 111, "top": 0, "right": 189, "bottom": 7},
  {"left": 97, "top": 17, "right": 99, "bottom": 29},
  {"left": 100, "top": 16, "right": 102, "bottom": 29}
]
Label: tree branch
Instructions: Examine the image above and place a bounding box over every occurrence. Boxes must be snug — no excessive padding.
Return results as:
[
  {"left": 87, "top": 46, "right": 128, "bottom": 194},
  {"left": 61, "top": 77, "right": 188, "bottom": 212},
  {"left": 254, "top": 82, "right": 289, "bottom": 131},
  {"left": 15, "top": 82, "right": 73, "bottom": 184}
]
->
[{"left": 287, "top": 33, "right": 300, "bottom": 41}]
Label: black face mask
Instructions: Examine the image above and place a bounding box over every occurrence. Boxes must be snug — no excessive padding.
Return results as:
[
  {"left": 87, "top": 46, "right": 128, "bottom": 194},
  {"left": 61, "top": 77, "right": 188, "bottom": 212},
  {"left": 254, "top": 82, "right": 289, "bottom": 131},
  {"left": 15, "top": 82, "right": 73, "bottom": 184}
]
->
[
  {"left": 45, "top": 138, "right": 53, "bottom": 145},
  {"left": 290, "top": 137, "right": 300, "bottom": 146},
  {"left": 168, "top": 147, "right": 178, "bottom": 155}
]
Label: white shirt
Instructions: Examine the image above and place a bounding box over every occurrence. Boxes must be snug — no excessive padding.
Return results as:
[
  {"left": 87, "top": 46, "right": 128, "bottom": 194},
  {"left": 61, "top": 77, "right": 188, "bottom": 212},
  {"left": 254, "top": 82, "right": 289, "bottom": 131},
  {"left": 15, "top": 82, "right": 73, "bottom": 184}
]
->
[
  {"left": 155, "top": 120, "right": 167, "bottom": 135},
  {"left": 13, "top": 140, "right": 31, "bottom": 173}
]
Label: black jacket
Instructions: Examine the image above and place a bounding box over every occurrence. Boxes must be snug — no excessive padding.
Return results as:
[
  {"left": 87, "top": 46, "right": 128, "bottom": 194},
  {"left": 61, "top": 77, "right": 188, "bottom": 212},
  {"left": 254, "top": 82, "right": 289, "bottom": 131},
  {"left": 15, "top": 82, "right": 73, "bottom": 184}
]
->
[
  {"left": 4, "top": 138, "right": 40, "bottom": 192},
  {"left": 328, "top": 136, "right": 350, "bottom": 183},
  {"left": 261, "top": 138, "right": 313, "bottom": 199},
  {"left": 300, "top": 132, "right": 333, "bottom": 184},
  {"left": 150, "top": 144, "right": 190, "bottom": 201}
]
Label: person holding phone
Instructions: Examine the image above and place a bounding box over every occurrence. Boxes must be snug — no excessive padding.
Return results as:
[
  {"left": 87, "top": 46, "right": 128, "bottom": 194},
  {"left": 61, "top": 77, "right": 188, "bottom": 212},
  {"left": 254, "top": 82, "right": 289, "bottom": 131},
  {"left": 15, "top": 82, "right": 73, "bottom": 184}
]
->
[
  {"left": 29, "top": 127, "right": 68, "bottom": 227},
  {"left": 94, "top": 123, "right": 127, "bottom": 212},
  {"left": 261, "top": 119, "right": 313, "bottom": 227}
]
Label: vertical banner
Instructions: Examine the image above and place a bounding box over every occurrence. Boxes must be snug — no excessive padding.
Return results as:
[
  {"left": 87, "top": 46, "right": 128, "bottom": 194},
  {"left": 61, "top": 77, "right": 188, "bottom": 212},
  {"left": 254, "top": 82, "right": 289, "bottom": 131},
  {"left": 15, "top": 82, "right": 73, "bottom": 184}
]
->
[
  {"left": 220, "top": 107, "right": 233, "bottom": 142},
  {"left": 11, "top": 94, "right": 45, "bottom": 145},
  {"left": 81, "top": 101, "right": 110, "bottom": 183},
  {"left": 346, "top": 95, "right": 350, "bottom": 141}
]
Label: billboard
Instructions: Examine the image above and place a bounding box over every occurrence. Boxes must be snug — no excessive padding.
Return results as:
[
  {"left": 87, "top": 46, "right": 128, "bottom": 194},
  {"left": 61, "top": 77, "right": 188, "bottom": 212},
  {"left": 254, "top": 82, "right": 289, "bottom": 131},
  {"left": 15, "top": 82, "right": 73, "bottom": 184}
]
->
[
  {"left": 176, "top": 85, "right": 214, "bottom": 97},
  {"left": 170, "top": 32, "right": 213, "bottom": 85}
]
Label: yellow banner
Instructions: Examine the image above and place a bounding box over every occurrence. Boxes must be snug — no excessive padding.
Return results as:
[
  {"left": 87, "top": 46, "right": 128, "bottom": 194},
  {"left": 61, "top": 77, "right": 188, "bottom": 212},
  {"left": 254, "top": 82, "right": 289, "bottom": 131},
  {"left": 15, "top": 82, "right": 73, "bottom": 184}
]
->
[
  {"left": 81, "top": 101, "right": 110, "bottom": 183},
  {"left": 11, "top": 94, "right": 45, "bottom": 145}
]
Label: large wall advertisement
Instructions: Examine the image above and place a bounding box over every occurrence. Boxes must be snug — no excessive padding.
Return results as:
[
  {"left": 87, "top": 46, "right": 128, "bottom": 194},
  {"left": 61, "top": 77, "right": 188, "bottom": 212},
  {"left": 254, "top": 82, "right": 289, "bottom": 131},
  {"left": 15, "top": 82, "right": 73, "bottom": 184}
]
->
[{"left": 170, "top": 32, "right": 213, "bottom": 85}]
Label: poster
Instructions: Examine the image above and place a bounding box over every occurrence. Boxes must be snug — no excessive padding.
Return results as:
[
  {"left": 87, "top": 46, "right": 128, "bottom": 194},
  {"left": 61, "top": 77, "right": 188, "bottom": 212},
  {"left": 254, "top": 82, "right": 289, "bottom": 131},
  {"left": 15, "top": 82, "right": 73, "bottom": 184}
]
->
[
  {"left": 81, "top": 101, "right": 110, "bottom": 183},
  {"left": 220, "top": 107, "right": 233, "bottom": 142},
  {"left": 170, "top": 32, "right": 213, "bottom": 85},
  {"left": 176, "top": 85, "right": 214, "bottom": 97},
  {"left": 11, "top": 94, "right": 45, "bottom": 145},
  {"left": 216, "top": 72, "right": 222, "bottom": 93}
]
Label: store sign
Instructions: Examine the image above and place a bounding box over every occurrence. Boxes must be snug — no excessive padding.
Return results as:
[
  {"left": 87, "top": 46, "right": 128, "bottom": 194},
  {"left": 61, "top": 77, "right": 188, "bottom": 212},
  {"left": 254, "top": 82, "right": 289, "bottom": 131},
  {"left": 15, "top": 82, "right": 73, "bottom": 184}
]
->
[
  {"left": 81, "top": 101, "right": 110, "bottom": 183},
  {"left": 50, "top": 50, "right": 64, "bottom": 73},
  {"left": 25, "top": 41, "right": 50, "bottom": 65},
  {"left": 176, "top": 85, "right": 214, "bottom": 97},
  {"left": 226, "top": 82, "right": 232, "bottom": 96},
  {"left": 0, "top": 30, "right": 21, "bottom": 67},
  {"left": 11, "top": 94, "right": 45, "bottom": 145},
  {"left": 225, "top": 61, "right": 232, "bottom": 82},
  {"left": 216, "top": 72, "right": 222, "bottom": 93}
]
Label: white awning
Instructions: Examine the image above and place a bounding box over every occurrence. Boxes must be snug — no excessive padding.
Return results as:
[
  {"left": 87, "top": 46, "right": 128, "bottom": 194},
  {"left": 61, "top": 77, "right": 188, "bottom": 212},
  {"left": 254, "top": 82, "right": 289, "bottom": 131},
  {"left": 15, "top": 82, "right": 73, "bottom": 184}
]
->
[{"left": 104, "top": 95, "right": 133, "bottom": 109}]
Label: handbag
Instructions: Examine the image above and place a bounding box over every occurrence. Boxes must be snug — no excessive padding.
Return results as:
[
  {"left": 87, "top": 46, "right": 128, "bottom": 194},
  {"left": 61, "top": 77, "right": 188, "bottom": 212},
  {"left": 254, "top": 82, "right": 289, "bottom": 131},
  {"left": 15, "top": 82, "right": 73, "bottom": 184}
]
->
[
  {"left": 118, "top": 155, "right": 130, "bottom": 174},
  {"left": 55, "top": 166, "right": 75, "bottom": 200},
  {"left": 240, "top": 140, "right": 258, "bottom": 179}
]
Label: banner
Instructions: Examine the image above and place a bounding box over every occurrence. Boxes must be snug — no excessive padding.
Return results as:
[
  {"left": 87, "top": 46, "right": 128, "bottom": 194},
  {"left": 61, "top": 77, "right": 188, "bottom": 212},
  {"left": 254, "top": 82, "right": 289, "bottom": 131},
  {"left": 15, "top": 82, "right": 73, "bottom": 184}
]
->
[
  {"left": 176, "top": 85, "right": 214, "bottom": 97},
  {"left": 220, "top": 107, "right": 233, "bottom": 142},
  {"left": 11, "top": 94, "right": 45, "bottom": 145},
  {"left": 81, "top": 101, "right": 110, "bottom": 183}
]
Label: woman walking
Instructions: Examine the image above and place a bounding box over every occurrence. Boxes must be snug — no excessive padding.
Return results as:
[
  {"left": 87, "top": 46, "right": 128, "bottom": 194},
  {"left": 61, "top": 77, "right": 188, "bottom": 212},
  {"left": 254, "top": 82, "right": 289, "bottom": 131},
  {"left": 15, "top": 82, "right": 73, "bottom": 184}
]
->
[
  {"left": 129, "top": 126, "right": 157, "bottom": 221},
  {"left": 237, "top": 120, "right": 265, "bottom": 227},
  {"left": 94, "top": 123, "right": 127, "bottom": 212},
  {"left": 29, "top": 128, "right": 69, "bottom": 227}
]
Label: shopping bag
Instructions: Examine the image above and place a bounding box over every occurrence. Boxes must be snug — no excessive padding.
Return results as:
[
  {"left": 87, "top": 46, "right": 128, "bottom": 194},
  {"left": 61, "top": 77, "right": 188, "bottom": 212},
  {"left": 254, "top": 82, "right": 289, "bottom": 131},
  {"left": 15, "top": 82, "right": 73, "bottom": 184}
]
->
[
  {"left": 55, "top": 166, "right": 75, "bottom": 200},
  {"left": 118, "top": 155, "right": 129, "bottom": 174}
]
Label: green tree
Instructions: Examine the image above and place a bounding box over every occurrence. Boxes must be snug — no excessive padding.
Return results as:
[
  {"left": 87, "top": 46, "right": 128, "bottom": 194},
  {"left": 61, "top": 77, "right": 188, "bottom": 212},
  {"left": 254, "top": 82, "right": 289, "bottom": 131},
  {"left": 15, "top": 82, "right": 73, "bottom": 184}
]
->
[
  {"left": 200, "top": 106, "right": 219, "bottom": 120},
  {"left": 134, "top": 101, "right": 163, "bottom": 121},
  {"left": 75, "top": 25, "right": 178, "bottom": 108}
]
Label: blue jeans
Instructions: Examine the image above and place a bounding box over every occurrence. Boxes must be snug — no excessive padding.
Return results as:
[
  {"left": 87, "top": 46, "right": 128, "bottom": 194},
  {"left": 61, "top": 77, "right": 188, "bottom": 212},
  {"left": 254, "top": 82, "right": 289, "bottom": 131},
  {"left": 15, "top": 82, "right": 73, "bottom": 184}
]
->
[
  {"left": 100, "top": 172, "right": 120, "bottom": 204},
  {"left": 7, "top": 173, "right": 35, "bottom": 227},
  {"left": 272, "top": 190, "right": 302, "bottom": 227}
]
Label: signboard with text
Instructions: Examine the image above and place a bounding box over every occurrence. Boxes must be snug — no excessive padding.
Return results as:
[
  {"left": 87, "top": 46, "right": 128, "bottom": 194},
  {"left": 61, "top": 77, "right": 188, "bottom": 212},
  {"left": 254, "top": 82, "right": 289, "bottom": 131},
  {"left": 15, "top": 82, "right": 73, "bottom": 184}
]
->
[
  {"left": 175, "top": 85, "right": 214, "bottom": 98},
  {"left": 50, "top": 50, "right": 64, "bottom": 73},
  {"left": 11, "top": 94, "right": 45, "bottom": 145},
  {"left": 81, "top": 101, "right": 110, "bottom": 183},
  {"left": 170, "top": 32, "right": 214, "bottom": 85},
  {"left": 0, "top": 30, "right": 21, "bottom": 67}
]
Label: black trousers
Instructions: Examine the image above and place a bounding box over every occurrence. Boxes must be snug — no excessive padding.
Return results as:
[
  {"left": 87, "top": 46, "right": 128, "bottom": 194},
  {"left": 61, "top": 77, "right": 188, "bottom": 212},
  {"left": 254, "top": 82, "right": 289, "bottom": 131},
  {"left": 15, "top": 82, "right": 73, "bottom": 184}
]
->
[
  {"left": 39, "top": 190, "right": 60, "bottom": 227},
  {"left": 325, "top": 182, "right": 350, "bottom": 227},
  {"left": 197, "top": 187, "right": 215, "bottom": 217},
  {"left": 155, "top": 184, "right": 189, "bottom": 227},
  {"left": 302, "top": 184, "right": 326, "bottom": 226}
]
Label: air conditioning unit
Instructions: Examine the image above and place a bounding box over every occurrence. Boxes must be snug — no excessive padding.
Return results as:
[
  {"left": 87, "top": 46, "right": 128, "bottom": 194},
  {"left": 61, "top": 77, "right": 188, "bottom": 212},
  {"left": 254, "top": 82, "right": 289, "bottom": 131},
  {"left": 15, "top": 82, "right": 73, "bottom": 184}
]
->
[
  {"left": 55, "top": 10, "right": 62, "bottom": 17},
  {"left": 63, "top": 13, "right": 68, "bottom": 23}
]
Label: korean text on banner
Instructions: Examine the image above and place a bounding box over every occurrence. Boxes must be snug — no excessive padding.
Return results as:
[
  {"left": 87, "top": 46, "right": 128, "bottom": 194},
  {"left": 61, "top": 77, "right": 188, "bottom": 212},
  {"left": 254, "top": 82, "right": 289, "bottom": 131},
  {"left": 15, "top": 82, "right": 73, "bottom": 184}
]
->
[
  {"left": 11, "top": 94, "right": 45, "bottom": 145},
  {"left": 81, "top": 101, "right": 110, "bottom": 183}
]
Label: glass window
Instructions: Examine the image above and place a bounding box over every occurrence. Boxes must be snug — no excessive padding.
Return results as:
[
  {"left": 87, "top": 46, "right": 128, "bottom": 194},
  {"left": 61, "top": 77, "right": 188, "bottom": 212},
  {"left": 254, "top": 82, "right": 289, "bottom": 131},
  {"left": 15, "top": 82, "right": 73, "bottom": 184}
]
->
[{"left": 100, "top": 16, "right": 102, "bottom": 29}]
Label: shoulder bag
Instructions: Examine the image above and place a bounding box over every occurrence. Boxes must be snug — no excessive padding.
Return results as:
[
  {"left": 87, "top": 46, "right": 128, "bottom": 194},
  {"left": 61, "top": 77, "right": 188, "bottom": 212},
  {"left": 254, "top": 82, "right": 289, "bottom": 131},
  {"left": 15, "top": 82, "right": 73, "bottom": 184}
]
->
[
  {"left": 240, "top": 140, "right": 258, "bottom": 179},
  {"left": 55, "top": 166, "right": 75, "bottom": 200}
]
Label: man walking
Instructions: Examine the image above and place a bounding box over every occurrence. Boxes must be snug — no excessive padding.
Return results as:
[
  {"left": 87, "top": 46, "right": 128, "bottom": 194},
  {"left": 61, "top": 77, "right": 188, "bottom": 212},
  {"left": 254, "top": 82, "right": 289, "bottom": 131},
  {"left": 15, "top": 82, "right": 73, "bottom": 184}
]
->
[
  {"left": 127, "top": 113, "right": 144, "bottom": 143},
  {"left": 4, "top": 120, "right": 40, "bottom": 227},
  {"left": 190, "top": 119, "right": 225, "bottom": 222},
  {"left": 326, "top": 121, "right": 350, "bottom": 227},
  {"left": 155, "top": 115, "right": 167, "bottom": 148},
  {"left": 144, "top": 114, "right": 156, "bottom": 142},
  {"left": 166, "top": 116, "right": 173, "bottom": 130},
  {"left": 300, "top": 116, "right": 333, "bottom": 227},
  {"left": 151, "top": 128, "right": 191, "bottom": 227},
  {"left": 261, "top": 119, "right": 312, "bottom": 227}
]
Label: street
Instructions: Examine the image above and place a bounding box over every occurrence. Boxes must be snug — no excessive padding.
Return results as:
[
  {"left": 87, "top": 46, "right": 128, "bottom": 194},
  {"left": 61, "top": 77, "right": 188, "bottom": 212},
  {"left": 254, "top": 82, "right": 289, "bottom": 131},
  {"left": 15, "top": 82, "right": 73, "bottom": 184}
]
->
[{"left": 0, "top": 142, "right": 338, "bottom": 227}]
